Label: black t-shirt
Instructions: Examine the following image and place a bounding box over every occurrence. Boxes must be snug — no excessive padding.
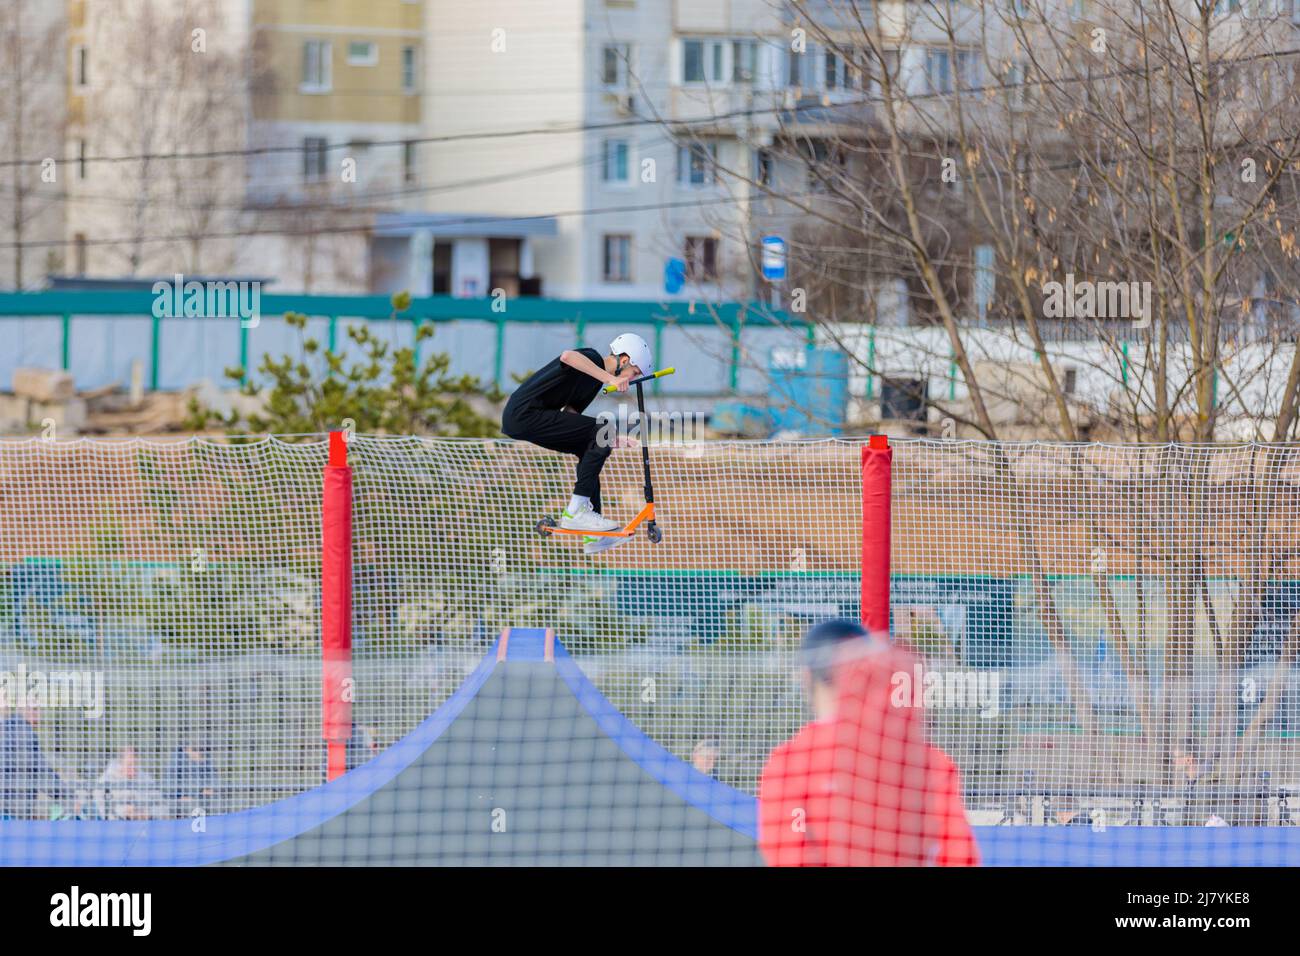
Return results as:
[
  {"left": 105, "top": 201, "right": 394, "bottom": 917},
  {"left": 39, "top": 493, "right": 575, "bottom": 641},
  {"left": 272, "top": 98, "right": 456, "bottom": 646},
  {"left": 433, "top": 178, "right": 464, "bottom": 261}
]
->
[{"left": 504, "top": 347, "right": 605, "bottom": 419}]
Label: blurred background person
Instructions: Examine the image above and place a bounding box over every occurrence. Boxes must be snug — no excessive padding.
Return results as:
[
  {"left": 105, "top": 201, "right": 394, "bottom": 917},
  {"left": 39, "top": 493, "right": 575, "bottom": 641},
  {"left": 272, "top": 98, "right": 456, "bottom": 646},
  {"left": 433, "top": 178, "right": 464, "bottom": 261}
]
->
[
  {"left": 165, "top": 738, "right": 220, "bottom": 817},
  {"left": 758, "top": 619, "right": 979, "bottom": 866},
  {"left": 95, "top": 745, "right": 168, "bottom": 820},
  {"left": 0, "top": 704, "right": 70, "bottom": 819},
  {"left": 691, "top": 738, "right": 722, "bottom": 779}
]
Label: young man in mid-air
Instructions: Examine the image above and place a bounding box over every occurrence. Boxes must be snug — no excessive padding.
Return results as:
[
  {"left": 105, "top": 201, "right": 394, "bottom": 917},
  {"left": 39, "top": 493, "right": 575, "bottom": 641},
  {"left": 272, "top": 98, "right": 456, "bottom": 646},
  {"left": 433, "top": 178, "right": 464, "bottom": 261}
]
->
[{"left": 502, "top": 333, "right": 654, "bottom": 555}]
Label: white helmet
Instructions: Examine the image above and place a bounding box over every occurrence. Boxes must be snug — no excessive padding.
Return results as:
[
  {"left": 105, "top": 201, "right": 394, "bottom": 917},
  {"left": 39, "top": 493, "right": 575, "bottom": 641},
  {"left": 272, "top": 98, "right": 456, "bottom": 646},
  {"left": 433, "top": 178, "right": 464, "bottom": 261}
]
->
[{"left": 609, "top": 332, "right": 654, "bottom": 375}]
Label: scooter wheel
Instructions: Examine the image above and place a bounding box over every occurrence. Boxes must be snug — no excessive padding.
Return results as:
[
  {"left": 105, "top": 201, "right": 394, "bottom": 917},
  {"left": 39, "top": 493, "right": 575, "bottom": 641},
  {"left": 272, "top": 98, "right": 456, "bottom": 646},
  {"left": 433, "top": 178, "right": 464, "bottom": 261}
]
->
[
  {"left": 536, "top": 516, "right": 556, "bottom": 538},
  {"left": 647, "top": 525, "right": 663, "bottom": 545}
]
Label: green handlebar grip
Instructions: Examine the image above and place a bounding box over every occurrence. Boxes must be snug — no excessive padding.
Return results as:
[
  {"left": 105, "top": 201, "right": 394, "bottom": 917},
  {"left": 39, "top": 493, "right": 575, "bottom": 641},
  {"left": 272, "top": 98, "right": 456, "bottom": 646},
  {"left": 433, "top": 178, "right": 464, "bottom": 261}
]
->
[{"left": 604, "top": 366, "right": 676, "bottom": 393}]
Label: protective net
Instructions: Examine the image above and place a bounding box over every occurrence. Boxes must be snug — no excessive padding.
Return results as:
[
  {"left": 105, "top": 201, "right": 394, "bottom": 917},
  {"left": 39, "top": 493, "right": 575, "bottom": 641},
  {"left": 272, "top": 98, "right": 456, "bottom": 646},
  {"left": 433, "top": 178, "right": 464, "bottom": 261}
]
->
[
  {"left": 893, "top": 440, "right": 1300, "bottom": 864},
  {"left": 0, "top": 434, "right": 1297, "bottom": 865}
]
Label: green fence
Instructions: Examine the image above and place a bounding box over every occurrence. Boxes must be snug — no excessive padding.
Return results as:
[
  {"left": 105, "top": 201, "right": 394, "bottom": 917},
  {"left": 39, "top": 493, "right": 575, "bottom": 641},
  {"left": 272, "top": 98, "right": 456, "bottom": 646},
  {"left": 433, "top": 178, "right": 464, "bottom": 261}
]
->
[{"left": 0, "top": 291, "right": 812, "bottom": 395}]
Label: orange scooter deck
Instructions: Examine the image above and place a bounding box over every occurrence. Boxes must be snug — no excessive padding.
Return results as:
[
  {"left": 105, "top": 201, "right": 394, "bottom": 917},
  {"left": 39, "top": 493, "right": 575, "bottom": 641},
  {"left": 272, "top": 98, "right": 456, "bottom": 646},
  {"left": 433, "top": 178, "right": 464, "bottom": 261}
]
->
[{"left": 541, "top": 502, "right": 656, "bottom": 538}]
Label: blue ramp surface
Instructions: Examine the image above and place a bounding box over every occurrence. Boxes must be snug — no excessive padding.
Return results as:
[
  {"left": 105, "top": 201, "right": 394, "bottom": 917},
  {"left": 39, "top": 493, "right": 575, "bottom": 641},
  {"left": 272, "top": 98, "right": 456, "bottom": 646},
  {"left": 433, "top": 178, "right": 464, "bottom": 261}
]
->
[{"left": 0, "top": 628, "right": 757, "bottom": 866}]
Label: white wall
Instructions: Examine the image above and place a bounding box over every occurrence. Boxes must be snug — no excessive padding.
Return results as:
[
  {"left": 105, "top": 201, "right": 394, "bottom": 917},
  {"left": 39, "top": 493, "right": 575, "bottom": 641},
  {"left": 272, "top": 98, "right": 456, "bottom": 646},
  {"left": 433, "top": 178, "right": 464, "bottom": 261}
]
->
[
  {"left": 425, "top": 0, "right": 587, "bottom": 296},
  {"left": 827, "top": 322, "right": 1300, "bottom": 438}
]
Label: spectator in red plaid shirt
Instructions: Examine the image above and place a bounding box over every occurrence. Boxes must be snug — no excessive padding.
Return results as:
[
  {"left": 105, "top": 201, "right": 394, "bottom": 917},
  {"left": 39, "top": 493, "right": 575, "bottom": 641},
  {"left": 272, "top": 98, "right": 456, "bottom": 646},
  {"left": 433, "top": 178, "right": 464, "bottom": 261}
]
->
[{"left": 758, "top": 619, "right": 980, "bottom": 867}]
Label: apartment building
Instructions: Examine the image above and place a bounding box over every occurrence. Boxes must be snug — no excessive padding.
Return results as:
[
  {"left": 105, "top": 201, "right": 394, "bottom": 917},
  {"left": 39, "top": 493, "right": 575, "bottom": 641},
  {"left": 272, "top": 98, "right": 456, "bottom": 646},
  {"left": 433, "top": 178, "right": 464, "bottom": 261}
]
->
[
  {"left": 46, "top": 0, "right": 1036, "bottom": 301},
  {"left": 416, "top": 0, "right": 1002, "bottom": 303},
  {"left": 421, "top": 0, "right": 790, "bottom": 302},
  {"left": 45, "top": 0, "right": 1300, "bottom": 310},
  {"left": 55, "top": 0, "right": 565, "bottom": 295},
  {"left": 240, "top": 0, "right": 433, "bottom": 291},
  {"left": 58, "top": 0, "right": 431, "bottom": 293},
  {"left": 247, "top": 0, "right": 423, "bottom": 204}
]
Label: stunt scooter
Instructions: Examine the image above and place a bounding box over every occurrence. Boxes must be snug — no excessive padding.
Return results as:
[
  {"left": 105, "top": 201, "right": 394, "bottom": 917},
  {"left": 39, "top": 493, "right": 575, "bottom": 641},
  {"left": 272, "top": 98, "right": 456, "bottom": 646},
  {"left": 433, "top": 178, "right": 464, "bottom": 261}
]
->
[{"left": 535, "top": 366, "right": 676, "bottom": 546}]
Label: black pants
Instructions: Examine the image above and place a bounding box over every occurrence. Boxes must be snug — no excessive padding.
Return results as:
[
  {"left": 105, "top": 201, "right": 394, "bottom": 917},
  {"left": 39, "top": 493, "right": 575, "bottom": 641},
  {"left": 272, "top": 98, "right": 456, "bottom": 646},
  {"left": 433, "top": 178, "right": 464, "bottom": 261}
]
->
[{"left": 503, "top": 406, "right": 611, "bottom": 512}]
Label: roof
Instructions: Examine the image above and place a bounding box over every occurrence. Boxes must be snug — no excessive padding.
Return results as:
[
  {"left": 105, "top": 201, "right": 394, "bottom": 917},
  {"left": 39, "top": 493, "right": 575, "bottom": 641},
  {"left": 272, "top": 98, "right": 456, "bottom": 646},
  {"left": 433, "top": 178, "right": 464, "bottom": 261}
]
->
[
  {"left": 373, "top": 213, "right": 560, "bottom": 240},
  {"left": 46, "top": 275, "right": 275, "bottom": 291}
]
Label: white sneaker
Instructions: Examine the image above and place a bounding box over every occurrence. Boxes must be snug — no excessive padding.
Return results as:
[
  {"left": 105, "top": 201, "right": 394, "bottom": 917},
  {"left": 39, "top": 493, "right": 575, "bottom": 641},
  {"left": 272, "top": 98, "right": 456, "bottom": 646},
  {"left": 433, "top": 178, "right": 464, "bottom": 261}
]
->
[
  {"left": 584, "top": 536, "right": 632, "bottom": 556},
  {"left": 560, "top": 503, "right": 620, "bottom": 533}
]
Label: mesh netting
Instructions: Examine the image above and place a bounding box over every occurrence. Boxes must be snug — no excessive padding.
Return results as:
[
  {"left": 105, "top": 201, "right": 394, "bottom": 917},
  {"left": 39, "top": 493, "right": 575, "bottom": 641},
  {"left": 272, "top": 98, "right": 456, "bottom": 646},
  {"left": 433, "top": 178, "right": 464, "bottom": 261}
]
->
[
  {"left": 894, "top": 440, "right": 1300, "bottom": 831},
  {"left": 1, "top": 435, "right": 1298, "bottom": 865}
]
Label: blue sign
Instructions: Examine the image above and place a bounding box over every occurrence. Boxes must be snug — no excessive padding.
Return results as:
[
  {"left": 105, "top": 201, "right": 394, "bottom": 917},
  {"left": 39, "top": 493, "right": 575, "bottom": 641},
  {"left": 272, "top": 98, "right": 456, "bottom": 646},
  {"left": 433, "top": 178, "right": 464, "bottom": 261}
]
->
[
  {"left": 761, "top": 235, "right": 786, "bottom": 281},
  {"left": 664, "top": 258, "right": 686, "bottom": 294}
]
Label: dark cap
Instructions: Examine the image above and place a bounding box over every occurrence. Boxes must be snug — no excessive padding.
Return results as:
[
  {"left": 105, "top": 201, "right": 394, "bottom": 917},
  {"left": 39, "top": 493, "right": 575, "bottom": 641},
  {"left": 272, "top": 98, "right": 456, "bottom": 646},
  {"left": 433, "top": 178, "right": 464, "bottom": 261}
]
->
[{"left": 800, "top": 618, "right": 871, "bottom": 684}]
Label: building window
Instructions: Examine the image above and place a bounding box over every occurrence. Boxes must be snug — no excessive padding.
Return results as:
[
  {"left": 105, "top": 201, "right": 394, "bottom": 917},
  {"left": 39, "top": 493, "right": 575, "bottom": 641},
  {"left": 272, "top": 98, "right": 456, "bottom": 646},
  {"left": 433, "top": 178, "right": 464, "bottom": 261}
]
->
[
  {"left": 804, "top": 140, "right": 844, "bottom": 191},
  {"left": 303, "top": 137, "right": 328, "bottom": 181},
  {"left": 677, "top": 141, "right": 718, "bottom": 187},
  {"left": 682, "top": 38, "right": 725, "bottom": 84},
  {"left": 973, "top": 244, "right": 995, "bottom": 325},
  {"left": 683, "top": 40, "right": 704, "bottom": 83},
  {"left": 603, "top": 235, "right": 632, "bottom": 282},
  {"left": 825, "top": 51, "right": 854, "bottom": 90},
  {"left": 1213, "top": 63, "right": 1242, "bottom": 101},
  {"left": 926, "top": 50, "right": 953, "bottom": 93},
  {"left": 73, "top": 45, "right": 88, "bottom": 88},
  {"left": 401, "top": 46, "right": 417, "bottom": 92},
  {"left": 879, "top": 49, "right": 902, "bottom": 91},
  {"left": 302, "top": 40, "right": 332, "bottom": 92},
  {"left": 754, "top": 148, "right": 772, "bottom": 186},
  {"left": 602, "top": 139, "right": 630, "bottom": 183},
  {"left": 1015, "top": 150, "right": 1032, "bottom": 186},
  {"left": 347, "top": 41, "right": 378, "bottom": 66},
  {"left": 732, "top": 40, "right": 758, "bottom": 85},
  {"left": 73, "top": 233, "right": 87, "bottom": 275},
  {"left": 787, "top": 44, "right": 827, "bottom": 90},
  {"left": 1005, "top": 62, "right": 1029, "bottom": 107},
  {"left": 602, "top": 43, "right": 630, "bottom": 88},
  {"left": 76, "top": 139, "right": 87, "bottom": 180},
  {"left": 684, "top": 236, "right": 718, "bottom": 281},
  {"left": 403, "top": 141, "right": 417, "bottom": 184},
  {"left": 926, "top": 49, "right": 979, "bottom": 93}
]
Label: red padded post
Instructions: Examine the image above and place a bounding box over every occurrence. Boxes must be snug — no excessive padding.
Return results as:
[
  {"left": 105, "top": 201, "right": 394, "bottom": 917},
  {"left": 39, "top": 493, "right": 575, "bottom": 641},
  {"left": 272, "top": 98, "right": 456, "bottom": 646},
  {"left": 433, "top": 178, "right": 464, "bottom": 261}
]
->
[
  {"left": 322, "top": 431, "right": 353, "bottom": 781},
  {"left": 861, "top": 435, "right": 892, "bottom": 639}
]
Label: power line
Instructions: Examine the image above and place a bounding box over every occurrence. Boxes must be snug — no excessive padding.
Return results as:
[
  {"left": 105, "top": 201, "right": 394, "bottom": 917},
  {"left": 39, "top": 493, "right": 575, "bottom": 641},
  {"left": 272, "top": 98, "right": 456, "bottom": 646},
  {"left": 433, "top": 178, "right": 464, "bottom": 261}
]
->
[
  {"left": 0, "top": 190, "right": 818, "bottom": 252},
  {"left": 7, "top": 43, "right": 1298, "bottom": 171},
  {"left": 0, "top": 128, "right": 673, "bottom": 214}
]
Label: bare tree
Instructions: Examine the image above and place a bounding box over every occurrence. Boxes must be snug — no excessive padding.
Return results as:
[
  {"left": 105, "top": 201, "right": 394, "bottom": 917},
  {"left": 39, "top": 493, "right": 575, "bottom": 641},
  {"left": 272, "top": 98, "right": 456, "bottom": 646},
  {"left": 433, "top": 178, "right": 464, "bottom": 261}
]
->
[
  {"left": 78, "top": 0, "right": 248, "bottom": 277},
  {"left": 641, "top": 0, "right": 1300, "bottom": 817},
  {"left": 0, "top": 0, "right": 65, "bottom": 288}
]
